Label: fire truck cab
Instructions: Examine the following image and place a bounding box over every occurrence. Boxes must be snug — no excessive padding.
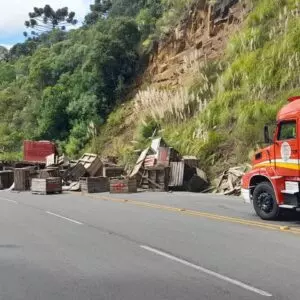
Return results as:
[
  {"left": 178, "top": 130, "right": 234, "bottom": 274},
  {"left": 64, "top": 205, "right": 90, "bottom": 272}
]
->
[{"left": 242, "top": 96, "right": 300, "bottom": 220}]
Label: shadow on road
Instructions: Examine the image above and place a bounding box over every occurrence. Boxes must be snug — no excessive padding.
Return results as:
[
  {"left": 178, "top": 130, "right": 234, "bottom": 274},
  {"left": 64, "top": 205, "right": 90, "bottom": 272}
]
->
[{"left": 277, "top": 210, "right": 300, "bottom": 224}]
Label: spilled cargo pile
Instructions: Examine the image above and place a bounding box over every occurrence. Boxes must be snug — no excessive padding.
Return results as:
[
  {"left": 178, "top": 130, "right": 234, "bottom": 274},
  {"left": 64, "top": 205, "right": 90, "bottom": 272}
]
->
[
  {"left": 0, "top": 139, "right": 247, "bottom": 197},
  {"left": 213, "top": 165, "right": 251, "bottom": 196},
  {"left": 130, "top": 138, "right": 209, "bottom": 193}
]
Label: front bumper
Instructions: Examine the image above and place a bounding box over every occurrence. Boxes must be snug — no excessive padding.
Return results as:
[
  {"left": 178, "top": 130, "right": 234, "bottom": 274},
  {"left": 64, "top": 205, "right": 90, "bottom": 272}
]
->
[{"left": 241, "top": 188, "right": 251, "bottom": 204}]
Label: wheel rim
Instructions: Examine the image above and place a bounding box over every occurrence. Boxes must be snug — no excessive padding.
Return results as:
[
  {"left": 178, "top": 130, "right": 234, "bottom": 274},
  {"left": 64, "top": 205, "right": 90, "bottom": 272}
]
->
[{"left": 256, "top": 192, "right": 274, "bottom": 214}]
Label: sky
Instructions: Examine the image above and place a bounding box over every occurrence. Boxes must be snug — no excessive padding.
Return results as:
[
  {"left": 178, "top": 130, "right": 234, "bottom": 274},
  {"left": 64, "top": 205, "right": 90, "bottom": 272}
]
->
[{"left": 0, "top": 0, "right": 93, "bottom": 48}]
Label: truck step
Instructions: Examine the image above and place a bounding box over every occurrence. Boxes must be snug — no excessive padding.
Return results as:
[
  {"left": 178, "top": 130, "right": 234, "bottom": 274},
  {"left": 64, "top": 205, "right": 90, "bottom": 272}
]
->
[
  {"left": 281, "top": 190, "right": 298, "bottom": 195},
  {"left": 279, "top": 205, "right": 297, "bottom": 209}
]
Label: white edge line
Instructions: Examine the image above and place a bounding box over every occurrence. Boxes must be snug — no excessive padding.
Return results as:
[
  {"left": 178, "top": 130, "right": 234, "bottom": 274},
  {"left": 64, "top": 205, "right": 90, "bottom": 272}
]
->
[
  {"left": 46, "top": 211, "right": 83, "bottom": 225},
  {"left": 141, "top": 245, "right": 272, "bottom": 297},
  {"left": 0, "top": 197, "right": 18, "bottom": 204}
]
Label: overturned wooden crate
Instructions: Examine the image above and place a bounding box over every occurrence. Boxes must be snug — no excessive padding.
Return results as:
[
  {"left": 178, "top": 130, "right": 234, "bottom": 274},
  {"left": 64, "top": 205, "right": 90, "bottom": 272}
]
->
[
  {"left": 110, "top": 178, "right": 137, "bottom": 194},
  {"left": 139, "top": 167, "right": 169, "bottom": 191},
  {"left": 0, "top": 170, "right": 14, "bottom": 189},
  {"left": 80, "top": 177, "right": 109, "bottom": 193},
  {"left": 63, "top": 163, "right": 86, "bottom": 182},
  {"left": 31, "top": 177, "right": 62, "bottom": 195},
  {"left": 78, "top": 153, "right": 103, "bottom": 176}
]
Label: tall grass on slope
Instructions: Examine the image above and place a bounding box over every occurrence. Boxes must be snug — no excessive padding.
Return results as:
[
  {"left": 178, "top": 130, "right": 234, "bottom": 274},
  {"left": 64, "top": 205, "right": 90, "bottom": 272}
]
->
[{"left": 134, "top": 87, "right": 208, "bottom": 123}]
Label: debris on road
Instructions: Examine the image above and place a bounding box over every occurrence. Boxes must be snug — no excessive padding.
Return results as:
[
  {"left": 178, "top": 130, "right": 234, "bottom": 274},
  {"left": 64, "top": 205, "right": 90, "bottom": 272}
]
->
[
  {"left": 214, "top": 165, "right": 250, "bottom": 195},
  {"left": 130, "top": 138, "right": 209, "bottom": 193},
  {"left": 0, "top": 138, "right": 250, "bottom": 198}
]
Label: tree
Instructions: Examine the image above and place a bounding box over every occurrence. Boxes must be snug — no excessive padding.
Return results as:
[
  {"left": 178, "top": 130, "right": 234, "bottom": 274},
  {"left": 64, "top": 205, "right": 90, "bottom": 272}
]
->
[
  {"left": 84, "top": 0, "right": 112, "bottom": 25},
  {"left": 24, "top": 5, "right": 77, "bottom": 38},
  {"left": 0, "top": 63, "right": 15, "bottom": 84},
  {"left": 38, "top": 84, "right": 70, "bottom": 140},
  {"left": 9, "top": 40, "right": 38, "bottom": 60}
]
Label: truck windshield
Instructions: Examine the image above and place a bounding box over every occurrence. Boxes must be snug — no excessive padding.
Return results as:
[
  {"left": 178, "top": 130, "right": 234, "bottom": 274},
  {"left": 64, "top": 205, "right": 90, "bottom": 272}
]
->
[{"left": 278, "top": 121, "right": 296, "bottom": 140}]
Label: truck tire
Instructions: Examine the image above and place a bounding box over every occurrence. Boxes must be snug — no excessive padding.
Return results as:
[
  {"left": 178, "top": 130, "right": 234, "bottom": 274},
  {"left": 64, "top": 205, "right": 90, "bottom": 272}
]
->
[{"left": 253, "top": 182, "right": 280, "bottom": 220}]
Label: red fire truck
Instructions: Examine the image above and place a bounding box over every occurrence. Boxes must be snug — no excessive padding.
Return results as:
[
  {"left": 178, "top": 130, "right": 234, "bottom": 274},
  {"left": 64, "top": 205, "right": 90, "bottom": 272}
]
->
[{"left": 242, "top": 96, "right": 300, "bottom": 220}]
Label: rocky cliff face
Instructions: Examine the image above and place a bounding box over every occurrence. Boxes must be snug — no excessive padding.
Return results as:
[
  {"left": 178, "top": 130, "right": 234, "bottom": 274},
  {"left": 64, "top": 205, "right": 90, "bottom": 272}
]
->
[{"left": 144, "top": 0, "right": 249, "bottom": 89}]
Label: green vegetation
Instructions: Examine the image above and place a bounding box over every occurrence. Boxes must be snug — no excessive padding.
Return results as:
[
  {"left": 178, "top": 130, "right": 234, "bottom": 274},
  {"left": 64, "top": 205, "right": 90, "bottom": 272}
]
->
[{"left": 0, "top": 0, "right": 193, "bottom": 160}]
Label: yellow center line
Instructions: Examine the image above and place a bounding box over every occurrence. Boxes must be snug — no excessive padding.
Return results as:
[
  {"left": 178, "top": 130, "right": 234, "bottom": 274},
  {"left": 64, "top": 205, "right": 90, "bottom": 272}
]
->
[{"left": 79, "top": 193, "right": 300, "bottom": 235}]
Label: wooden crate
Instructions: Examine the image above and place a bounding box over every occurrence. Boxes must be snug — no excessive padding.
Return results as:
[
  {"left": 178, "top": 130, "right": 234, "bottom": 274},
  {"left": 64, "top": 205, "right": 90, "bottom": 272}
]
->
[
  {"left": 31, "top": 177, "right": 62, "bottom": 195},
  {"left": 0, "top": 170, "right": 14, "bottom": 189},
  {"left": 103, "top": 166, "right": 124, "bottom": 178},
  {"left": 78, "top": 154, "right": 103, "bottom": 176},
  {"left": 80, "top": 177, "right": 109, "bottom": 193},
  {"left": 14, "top": 168, "right": 31, "bottom": 191},
  {"left": 63, "top": 163, "right": 86, "bottom": 181},
  {"left": 110, "top": 178, "right": 137, "bottom": 194}
]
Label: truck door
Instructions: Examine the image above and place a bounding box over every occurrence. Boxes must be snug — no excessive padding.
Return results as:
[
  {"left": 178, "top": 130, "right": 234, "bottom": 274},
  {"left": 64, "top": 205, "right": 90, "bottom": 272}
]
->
[{"left": 274, "top": 120, "right": 299, "bottom": 177}]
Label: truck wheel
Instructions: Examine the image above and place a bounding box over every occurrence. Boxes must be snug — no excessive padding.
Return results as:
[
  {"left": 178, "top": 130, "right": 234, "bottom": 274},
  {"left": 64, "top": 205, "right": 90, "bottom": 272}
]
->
[{"left": 253, "top": 182, "right": 280, "bottom": 220}]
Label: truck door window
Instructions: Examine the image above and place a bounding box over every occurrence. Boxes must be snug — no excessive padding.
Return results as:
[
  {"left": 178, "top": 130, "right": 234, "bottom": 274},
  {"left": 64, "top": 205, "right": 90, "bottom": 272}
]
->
[{"left": 278, "top": 121, "right": 296, "bottom": 140}]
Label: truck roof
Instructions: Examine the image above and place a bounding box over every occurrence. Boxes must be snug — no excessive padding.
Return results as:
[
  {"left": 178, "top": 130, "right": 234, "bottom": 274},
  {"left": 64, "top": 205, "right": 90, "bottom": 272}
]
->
[{"left": 277, "top": 96, "right": 300, "bottom": 121}]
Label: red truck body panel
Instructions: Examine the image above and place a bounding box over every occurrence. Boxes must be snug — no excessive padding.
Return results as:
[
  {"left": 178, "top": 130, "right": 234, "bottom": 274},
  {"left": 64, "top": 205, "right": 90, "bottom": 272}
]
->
[{"left": 23, "top": 140, "right": 56, "bottom": 163}]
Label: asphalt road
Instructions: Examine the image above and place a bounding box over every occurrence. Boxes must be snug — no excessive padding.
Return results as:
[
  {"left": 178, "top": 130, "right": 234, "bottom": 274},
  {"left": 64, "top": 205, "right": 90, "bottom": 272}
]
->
[{"left": 1, "top": 191, "right": 300, "bottom": 300}]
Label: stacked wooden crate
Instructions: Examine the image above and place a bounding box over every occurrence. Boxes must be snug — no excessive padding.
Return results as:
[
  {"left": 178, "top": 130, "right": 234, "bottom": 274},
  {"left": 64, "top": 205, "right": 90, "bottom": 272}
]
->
[
  {"left": 80, "top": 177, "right": 109, "bottom": 193},
  {"left": 110, "top": 178, "right": 137, "bottom": 194},
  {"left": 103, "top": 166, "right": 124, "bottom": 178},
  {"left": 0, "top": 170, "right": 14, "bottom": 189},
  {"left": 31, "top": 177, "right": 62, "bottom": 195}
]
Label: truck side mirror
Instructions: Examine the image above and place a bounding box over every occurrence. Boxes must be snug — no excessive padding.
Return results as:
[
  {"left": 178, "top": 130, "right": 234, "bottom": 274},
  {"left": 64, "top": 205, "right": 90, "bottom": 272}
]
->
[{"left": 264, "top": 125, "right": 271, "bottom": 144}]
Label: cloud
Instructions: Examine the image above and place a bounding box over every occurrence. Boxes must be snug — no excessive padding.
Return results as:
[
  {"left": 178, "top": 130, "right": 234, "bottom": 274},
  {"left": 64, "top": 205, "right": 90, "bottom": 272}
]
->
[{"left": 0, "top": 0, "right": 91, "bottom": 44}]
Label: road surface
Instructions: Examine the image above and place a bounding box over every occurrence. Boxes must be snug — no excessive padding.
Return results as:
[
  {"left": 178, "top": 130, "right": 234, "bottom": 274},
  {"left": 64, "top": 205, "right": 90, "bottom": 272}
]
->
[{"left": 0, "top": 191, "right": 300, "bottom": 300}]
